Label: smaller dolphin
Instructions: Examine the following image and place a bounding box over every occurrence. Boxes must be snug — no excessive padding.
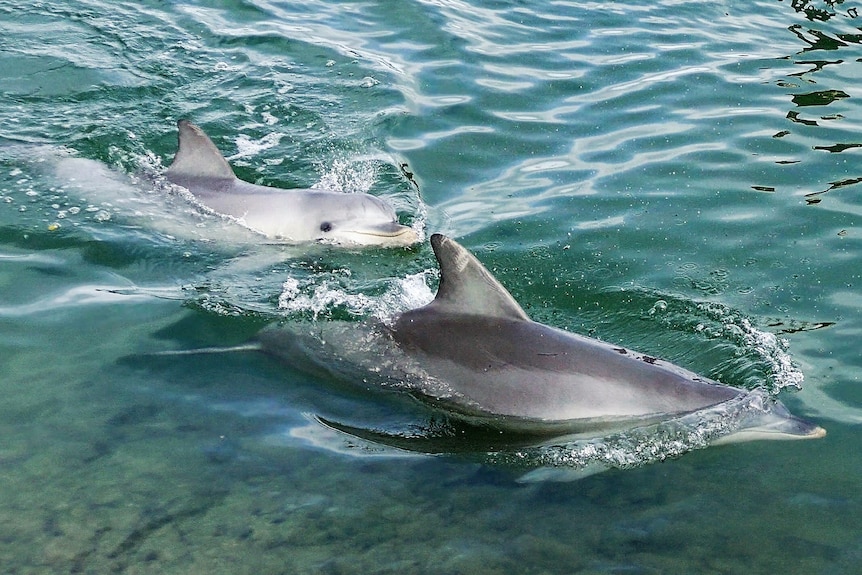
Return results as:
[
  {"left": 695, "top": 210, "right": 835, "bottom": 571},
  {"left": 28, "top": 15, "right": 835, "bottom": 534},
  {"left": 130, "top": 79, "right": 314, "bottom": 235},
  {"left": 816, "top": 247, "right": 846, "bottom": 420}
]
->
[
  {"left": 164, "top": 120, "right": 419, "bottom": 247},
  {"left": 258, "top": 234, "right": 825, "bottom": 443}
]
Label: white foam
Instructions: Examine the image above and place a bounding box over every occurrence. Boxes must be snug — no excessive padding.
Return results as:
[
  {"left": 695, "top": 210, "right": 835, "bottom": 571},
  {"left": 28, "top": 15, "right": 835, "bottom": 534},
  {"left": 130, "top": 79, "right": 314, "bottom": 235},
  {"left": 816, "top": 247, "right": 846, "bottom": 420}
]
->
[
  {"left": 227, "top": 131, "right": 285, "bottom": 162},
  {"left": 503, "top": 390, "right": 786, "bottom": 482},
  {"left": 277, "top": 270, "right": 436, "bottom": 320},
  {"left": 312, "top": 157, "right": 378, "bottom": 194}
]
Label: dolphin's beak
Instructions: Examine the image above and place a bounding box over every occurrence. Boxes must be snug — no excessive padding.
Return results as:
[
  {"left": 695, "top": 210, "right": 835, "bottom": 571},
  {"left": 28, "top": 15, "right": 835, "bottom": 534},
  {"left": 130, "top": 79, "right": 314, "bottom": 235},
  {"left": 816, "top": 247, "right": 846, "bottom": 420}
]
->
[
  {"left": 770, "top": 410, "right": 827, "bottom": 440},
  {"left": 711, "top": 411, "right": 826, "bottom": 445},
  {"left": 362, "top": 222, "right": 420, "bottom": 246},
  {"left": 352, "top": 222, "right": 420, "bottom": 246}
]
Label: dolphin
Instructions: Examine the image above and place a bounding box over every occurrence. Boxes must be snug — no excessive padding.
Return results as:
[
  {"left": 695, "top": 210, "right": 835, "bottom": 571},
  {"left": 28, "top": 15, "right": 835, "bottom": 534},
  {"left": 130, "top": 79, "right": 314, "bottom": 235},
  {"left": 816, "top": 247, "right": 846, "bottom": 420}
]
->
[
  {"left": 164, "top": 120, "right": 419, "bottom": 247},
  {"left": 258, "top": 234, "right": 825, "bottom": 443}
]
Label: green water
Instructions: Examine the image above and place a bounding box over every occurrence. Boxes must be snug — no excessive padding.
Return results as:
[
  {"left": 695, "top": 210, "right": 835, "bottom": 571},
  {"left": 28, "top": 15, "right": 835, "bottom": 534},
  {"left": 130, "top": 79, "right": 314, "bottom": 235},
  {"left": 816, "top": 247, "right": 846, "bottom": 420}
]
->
[{"left": 2, "top": 0, "right": 862, "bottom": 572}]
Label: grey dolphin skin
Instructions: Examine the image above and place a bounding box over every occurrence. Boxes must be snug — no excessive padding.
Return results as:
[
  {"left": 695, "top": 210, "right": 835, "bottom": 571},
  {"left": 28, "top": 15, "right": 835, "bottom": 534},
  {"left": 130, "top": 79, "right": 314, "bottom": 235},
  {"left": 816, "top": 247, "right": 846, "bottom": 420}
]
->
[
  {"left": 259, "top": 234, "right": 825, "bottom": 443},
  {"left": 164, "top": 120, "right": 419, "bottom": 247}
]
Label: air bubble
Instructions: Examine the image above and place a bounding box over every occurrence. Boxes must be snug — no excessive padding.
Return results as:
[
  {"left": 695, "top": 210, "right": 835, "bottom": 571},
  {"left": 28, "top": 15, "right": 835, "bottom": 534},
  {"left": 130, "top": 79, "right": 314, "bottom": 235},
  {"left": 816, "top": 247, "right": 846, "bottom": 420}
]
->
[{"left": 648, "top": 300, "right": 668, "bottom": 315}]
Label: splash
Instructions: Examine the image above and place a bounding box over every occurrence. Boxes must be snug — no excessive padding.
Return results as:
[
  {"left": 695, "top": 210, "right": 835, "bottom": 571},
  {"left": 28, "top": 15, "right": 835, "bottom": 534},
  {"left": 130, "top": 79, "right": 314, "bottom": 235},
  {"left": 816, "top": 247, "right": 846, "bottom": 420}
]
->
[
  {"left": 490, "top": 390, "right": 788, "bottom": 482},
  {"left": 226, "top": 132, "right": 285, "bottom": 163},
  {"left": 277, "top": 269, "right": 435, "bottom": 320},
  {"left": 642, "top": 293, "right": 805, "bottom": 394},
  {"left": 312, "top": 156, "right": 378, "bottom": 194},
  {"left": 278, "top": 274, "right": 375, "bottom": 319},
  {"left": 693, "top": 301, "right": 804, "bottom": 393}
]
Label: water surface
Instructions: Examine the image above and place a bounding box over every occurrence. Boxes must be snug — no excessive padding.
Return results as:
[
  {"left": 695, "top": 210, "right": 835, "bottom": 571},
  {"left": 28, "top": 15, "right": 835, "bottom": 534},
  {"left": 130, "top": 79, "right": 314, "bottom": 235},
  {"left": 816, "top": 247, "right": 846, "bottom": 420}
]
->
[{"left": 1, "top": 0, "right": 861, "bottom": 573}]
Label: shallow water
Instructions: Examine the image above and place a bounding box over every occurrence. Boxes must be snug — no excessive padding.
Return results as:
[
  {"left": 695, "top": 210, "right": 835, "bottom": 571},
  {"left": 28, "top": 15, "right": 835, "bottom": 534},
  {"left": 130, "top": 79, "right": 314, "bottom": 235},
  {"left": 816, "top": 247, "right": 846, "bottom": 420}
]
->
[{"left": 2, "top": 0, "right": 861, "bottom": 572}]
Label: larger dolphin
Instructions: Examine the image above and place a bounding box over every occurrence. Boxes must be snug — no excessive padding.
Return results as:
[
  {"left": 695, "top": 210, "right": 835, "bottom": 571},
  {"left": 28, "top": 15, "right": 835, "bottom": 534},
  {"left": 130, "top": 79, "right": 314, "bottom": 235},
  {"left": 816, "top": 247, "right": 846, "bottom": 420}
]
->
[
  {"left": 164, "top": 120, "right": 419, "bottom": 247},
  {"left": 259, "top": 234, "right": 825, "bottom": 442}
]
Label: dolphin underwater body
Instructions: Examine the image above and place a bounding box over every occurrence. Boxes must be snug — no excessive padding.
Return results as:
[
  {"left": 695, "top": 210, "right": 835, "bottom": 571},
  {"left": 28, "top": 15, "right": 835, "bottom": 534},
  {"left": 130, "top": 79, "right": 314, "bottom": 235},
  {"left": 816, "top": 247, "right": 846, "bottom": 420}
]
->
[
  {"left": 258, "top": 234, "right": 825, "bottom": 444},
  {"left": 164, "top": 120, "right": 419, "bottom": 247}
]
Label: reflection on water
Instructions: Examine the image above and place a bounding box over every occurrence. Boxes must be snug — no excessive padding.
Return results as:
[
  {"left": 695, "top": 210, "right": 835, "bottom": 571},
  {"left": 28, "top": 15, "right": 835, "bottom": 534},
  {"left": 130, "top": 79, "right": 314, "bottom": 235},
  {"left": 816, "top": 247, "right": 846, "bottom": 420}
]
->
[{"left": 779, "top": 3, "right": 862, "bottom": 203}]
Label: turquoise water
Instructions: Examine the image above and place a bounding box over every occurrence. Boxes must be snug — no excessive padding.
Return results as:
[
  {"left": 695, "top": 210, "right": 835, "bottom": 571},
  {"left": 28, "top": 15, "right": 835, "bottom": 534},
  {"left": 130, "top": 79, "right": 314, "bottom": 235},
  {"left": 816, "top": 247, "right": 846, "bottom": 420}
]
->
[{"left": 2, "top": 0, "right": 862, "bottom": 572}]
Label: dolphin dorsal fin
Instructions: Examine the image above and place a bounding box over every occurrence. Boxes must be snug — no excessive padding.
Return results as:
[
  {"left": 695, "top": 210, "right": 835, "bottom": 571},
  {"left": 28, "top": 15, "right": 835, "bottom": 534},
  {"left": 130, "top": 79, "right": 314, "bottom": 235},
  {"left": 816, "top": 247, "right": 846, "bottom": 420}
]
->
[
  {"left": 165, "top": 119, "right": 235, "bottom": 180},
  {"left": 428, "top": 234, "right": 530, "bottom": 321}
]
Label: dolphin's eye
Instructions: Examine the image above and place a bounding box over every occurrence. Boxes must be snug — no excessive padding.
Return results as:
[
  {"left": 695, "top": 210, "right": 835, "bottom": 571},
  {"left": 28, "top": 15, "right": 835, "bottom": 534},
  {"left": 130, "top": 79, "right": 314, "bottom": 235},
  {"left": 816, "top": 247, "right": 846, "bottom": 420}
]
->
[{"left": 320, "top": 222, "right": 332, "bottom": 233}]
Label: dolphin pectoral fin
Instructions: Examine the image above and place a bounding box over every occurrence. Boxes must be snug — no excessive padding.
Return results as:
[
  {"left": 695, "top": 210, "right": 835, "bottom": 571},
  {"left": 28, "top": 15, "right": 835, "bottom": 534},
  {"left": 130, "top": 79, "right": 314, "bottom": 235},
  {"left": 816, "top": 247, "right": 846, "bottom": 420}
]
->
[
  {"left": 517, "top": 462, "right": 614, "bottom": 483},
  {"left": 165, "top": 119, "right": 236, "bottom": 181},
  {"left": 315, "top": 414, "right": 557, "bottom": 454},
  {"left": 315, "top": 416, "right": 454, "bottom": 454},
  {"left": 313, "top": 415, "right": 517, "bottom": 455},
  {"left": 427, "top": 234, "right": 529, "bottom": 321}
]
